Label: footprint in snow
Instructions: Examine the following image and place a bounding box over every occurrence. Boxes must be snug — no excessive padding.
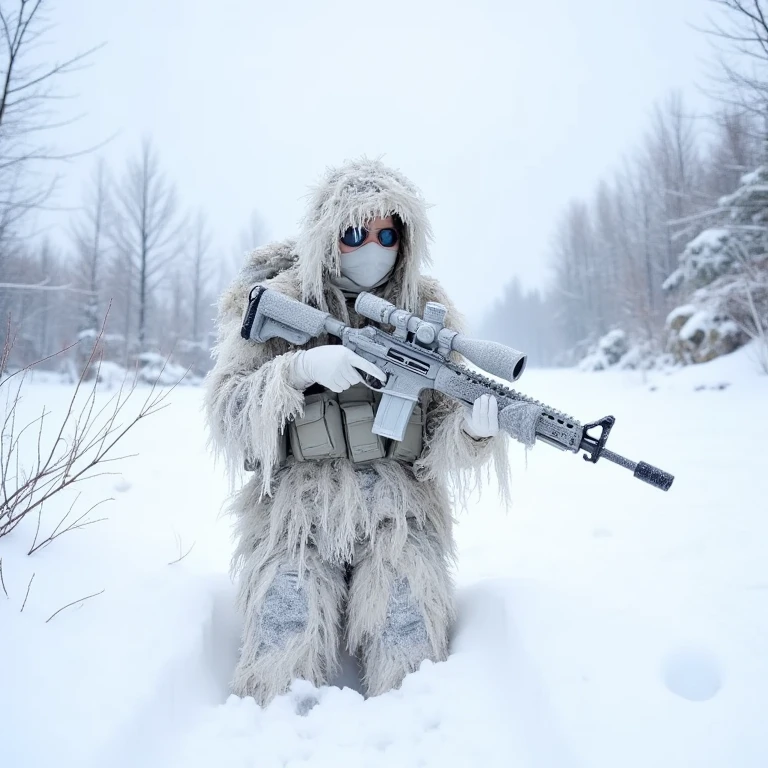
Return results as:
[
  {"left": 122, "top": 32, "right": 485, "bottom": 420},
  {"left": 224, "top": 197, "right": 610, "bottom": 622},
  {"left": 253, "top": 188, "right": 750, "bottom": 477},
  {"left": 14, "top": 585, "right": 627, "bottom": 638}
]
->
[
  {"left": 662, "top": 647, "right": 723, "bottom": 702},
  {"left": 113, "top": 477, "right": 132, "bottom": 492}
]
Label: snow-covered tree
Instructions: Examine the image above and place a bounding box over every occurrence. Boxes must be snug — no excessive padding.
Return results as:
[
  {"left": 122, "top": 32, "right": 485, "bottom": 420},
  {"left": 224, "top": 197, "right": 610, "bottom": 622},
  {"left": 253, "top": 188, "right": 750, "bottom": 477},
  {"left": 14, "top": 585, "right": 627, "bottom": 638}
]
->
[{"left": 664, "top": 165, "right": 768, "bottom": 368}]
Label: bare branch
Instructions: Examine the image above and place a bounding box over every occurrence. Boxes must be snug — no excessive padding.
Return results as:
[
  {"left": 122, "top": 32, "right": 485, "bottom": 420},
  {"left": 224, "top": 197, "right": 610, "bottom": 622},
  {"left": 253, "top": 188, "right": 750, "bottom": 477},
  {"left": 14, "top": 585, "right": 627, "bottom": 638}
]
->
[
  {"left": 0, "top": 0, "right": 104, "bottom": 236},
  {"left": 0, "top": 557, "right": 8, "bottom": 598},
  {"left": 1, "top": 306, "right": 173, "bottom": 550},
  {"left": 168, "top": 533, "right": 196, "bottom": 566},
  {"left": 20, "top": 571, "right": 34, "bottom": 613},
  {"left": 28, "top": 497, "right": 112, "bottom": 555},
  {"left": 45, "top": 588, "right": 105, "bottom": 623},
  {"left": 6, "top": 44, "right": 105, "bottom": 96}
]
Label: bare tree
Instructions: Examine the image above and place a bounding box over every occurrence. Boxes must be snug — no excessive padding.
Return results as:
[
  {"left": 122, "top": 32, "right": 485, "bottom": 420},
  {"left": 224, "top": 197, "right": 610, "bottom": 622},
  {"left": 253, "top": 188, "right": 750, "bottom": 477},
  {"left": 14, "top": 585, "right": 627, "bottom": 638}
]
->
[
  {"left": 487, "top": 8, "right": 768, "bottom": 368},
  {"left": 112, "top": 139, "right": 185, "bottom": 355},
  {"left": 643, "top": 93, "right": 702, "bottom": 274},
  {"left": 540, "top": 92, "right": 726, "bottom": 363},
  {"left": 703, "top": 109, "right": 761, "bottom": 198},
  {"left": 702, "top": 0, "right": 768, "bottom": 156},
  {"left": 70, "top": 160, "right": 110, "bottom": 335},
  {"left": 156, "top": 211, "right": 216, "bottom": 376},
  {"left": 0, "top": 0, "right": 101, "bottom": 242},
  {"left": 238, "top": 208, "right": 267, "bottom": 255},
  {"left": 219, "top": 208, "right": 268, "bottom": 294},
  {"left": 190, "top": 211, "right": 211, "bottom": 345}
]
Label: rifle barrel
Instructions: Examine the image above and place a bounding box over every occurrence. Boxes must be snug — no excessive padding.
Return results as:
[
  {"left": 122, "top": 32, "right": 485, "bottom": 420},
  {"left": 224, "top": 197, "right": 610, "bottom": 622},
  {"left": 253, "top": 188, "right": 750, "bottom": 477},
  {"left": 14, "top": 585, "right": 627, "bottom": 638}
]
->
[{"left": 601, "top": 448, "right": 674, "bottom": 491}]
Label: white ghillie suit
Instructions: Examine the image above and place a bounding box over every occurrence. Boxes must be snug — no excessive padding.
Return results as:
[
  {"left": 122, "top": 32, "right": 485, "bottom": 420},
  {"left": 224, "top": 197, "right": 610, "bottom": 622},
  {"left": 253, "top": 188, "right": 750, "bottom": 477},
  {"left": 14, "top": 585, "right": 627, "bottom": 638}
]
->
[{"left": 205, "top": 157, "right": 510, "bottom": 705}]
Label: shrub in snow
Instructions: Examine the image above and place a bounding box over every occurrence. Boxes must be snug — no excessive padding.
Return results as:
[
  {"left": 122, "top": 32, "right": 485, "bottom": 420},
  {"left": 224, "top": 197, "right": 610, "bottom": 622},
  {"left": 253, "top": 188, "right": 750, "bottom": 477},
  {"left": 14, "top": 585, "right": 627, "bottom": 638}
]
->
[
  {"left": 135, "top": 352, "right": 194, "bottom": 386},
  {"left": 1, "top": 326, "right": 172, "bottom": 551},
  {"left": 578, "top": 329, "right": 630, "bottom": 371},
  {"left": 93, "top": 361, "right": 130, "bottom": 389},
  {"left": 615, "top": 341, "right": 673, "bottom": 371},
  {"left": 578, "top": 349, "right": 609, "bottom": 372},
  {"left": 664, "top": 166, "right": 768, "bottom": 368},
  {"left": 578, "top": 330, "right": 671, "bottom": 372},
  {"left": 174, "top": 337, "right": 214, "bottom": 378},
  {"left": 598, "top": 329, "right": 629, "bottom": 365}
]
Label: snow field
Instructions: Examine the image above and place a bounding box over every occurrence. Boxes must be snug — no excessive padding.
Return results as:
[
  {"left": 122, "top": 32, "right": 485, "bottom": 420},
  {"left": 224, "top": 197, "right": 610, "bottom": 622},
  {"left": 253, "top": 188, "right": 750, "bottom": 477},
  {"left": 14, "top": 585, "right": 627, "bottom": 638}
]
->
[
  {"left": 1, "top": 345, "right": 766, "bottom": 767},
  {"left": 0, "top": 380, "right": 236, "bottom": 767}
]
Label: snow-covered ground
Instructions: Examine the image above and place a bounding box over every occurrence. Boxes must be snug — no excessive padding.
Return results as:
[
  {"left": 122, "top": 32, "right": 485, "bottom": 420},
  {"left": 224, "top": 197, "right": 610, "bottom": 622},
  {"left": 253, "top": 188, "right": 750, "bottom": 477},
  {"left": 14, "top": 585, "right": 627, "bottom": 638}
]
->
[{"left": 1, "top": 344, "right": 766, "bottom": 768}]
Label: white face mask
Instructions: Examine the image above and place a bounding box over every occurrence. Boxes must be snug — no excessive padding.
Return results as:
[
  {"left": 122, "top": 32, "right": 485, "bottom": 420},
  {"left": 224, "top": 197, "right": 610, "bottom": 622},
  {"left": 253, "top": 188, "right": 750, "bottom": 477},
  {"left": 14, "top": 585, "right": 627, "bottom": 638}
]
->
[{"left": 333, "top": 242, "right": 398, "bottom": 293}]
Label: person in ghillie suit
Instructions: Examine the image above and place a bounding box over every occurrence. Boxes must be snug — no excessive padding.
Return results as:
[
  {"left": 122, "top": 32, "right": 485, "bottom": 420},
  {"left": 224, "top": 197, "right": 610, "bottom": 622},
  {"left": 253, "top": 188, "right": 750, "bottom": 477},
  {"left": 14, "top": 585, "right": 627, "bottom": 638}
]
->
[{"left": 205, "top": 157, "right": 510, "bottom": 705}]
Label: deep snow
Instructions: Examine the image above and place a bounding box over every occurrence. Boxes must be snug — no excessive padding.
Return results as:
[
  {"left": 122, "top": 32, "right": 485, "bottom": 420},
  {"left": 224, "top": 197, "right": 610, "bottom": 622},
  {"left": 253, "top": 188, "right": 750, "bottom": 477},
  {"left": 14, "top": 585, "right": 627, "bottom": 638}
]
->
[{"left": 1, "top": 345, "right": 767, "bottom": 768}]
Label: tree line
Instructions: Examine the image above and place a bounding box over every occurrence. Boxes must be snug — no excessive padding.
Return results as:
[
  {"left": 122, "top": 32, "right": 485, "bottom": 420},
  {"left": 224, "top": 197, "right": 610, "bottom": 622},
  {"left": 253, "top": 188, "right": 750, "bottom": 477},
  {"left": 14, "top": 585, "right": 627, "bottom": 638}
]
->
[
  {"left": 482, "top": 0, "right": 768, "bottom": 370},
  {"left": 0, "top": 0, "right": 263, "bottom": 379}
]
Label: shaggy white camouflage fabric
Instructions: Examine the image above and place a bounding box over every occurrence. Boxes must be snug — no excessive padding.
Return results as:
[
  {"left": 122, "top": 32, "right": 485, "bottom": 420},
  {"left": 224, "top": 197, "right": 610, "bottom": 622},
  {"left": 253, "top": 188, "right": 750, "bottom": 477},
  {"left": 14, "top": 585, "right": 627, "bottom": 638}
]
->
[{"left": 204, "top": 157, "right": 511, "bottom": 705}]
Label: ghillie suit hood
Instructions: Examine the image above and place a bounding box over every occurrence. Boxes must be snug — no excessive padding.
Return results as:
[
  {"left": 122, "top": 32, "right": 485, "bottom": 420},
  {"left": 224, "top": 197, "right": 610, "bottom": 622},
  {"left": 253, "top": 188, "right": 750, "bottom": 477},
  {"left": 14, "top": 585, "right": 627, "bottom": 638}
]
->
[{"left": 296, "top": 157, "right": 433, "bottom": 313}]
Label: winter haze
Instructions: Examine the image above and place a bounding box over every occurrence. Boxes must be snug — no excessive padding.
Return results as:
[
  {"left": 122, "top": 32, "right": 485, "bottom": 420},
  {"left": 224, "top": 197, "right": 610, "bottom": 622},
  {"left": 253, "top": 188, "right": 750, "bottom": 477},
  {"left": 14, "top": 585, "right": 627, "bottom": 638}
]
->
[
  {"left": 43, "top": 0, "right": 711, "bottom": 323},
  {"left": 4, "top": 2, "right": 768, "bottom": 767}
]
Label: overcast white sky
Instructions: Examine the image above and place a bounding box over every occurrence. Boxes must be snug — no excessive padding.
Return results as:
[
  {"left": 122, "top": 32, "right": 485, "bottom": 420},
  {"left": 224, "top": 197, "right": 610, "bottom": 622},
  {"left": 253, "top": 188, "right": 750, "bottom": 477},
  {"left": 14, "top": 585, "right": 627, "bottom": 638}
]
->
[{"left": 44, "top": 0, "right": 714, "bottom": 325}]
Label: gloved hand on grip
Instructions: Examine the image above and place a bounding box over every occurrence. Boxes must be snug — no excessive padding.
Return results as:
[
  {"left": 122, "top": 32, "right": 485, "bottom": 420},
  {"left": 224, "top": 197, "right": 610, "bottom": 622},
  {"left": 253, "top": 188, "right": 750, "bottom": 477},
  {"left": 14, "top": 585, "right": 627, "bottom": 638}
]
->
[
  {"left": 290, "top": 345, "right": 386, "bottom": 393},
  {"left": 462, "top": 394, "right": 499, "bottom": 439}
]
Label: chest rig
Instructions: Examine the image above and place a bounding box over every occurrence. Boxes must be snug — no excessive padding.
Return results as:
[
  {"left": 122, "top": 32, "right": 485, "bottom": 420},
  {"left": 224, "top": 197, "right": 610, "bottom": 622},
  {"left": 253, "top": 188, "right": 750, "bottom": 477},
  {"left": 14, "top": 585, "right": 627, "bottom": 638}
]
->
[
  {"left": 281, "top": 288, "right": 429, "bottom": 467},
  {"left": 282, "top": 382, "right": 429, "bottom": 466}
]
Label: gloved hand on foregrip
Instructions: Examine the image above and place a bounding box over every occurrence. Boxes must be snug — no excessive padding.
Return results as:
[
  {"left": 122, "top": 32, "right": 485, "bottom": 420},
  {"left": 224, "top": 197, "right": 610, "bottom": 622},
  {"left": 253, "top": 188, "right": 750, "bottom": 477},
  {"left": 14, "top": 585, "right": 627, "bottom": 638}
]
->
[
  {"left": 290, "top": 345, "right": 386, "bottom": 393},
  {"left": 462, "top": 394, "right": 499, "bottom": 439}
]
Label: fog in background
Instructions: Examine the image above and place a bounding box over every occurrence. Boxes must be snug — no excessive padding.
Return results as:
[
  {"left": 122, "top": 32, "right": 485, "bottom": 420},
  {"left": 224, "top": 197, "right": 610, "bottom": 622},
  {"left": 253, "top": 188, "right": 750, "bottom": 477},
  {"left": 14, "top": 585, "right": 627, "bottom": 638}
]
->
[
  {"left": 41, "top": 0, "right": 711, "bottom": 320},
  {"left": 12, "top": 0, "right": 764, "bottom": 377}
]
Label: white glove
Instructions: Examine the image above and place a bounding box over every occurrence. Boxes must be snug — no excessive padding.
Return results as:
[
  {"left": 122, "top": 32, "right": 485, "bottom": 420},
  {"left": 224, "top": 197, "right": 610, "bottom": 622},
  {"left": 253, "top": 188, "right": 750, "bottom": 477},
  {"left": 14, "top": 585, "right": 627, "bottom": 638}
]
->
[
  {"left": 290, "top": 346, "right": 386, "bottom": 393},
  {"left": 462, "top": 394, "right": 499, "bottom": 439}
]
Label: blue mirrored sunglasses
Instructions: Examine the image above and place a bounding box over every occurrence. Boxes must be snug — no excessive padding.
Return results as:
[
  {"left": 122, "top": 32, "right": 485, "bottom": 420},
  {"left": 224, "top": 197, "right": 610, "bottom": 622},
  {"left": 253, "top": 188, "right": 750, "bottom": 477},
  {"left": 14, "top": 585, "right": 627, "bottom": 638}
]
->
[{"left": 340, "top": 226, "right": 399, "bottom": 248}]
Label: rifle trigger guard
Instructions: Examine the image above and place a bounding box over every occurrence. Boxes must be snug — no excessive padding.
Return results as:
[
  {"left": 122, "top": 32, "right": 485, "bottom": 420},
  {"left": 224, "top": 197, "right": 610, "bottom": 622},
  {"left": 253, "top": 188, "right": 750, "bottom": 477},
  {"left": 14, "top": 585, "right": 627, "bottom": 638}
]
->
[
  {"left": 360, "top": 371, "right": 387, "bottom": 391},
  {"left": 580, "top": 415, "right": 615, "bottom": 464}
]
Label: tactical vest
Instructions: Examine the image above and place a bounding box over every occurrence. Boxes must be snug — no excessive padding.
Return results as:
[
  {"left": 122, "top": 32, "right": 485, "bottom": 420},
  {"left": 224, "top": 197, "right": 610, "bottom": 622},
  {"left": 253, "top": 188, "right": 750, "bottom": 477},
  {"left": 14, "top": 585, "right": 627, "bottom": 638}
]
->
[{"left": 279, "top": 383, "right": 429, "bottom": 466}]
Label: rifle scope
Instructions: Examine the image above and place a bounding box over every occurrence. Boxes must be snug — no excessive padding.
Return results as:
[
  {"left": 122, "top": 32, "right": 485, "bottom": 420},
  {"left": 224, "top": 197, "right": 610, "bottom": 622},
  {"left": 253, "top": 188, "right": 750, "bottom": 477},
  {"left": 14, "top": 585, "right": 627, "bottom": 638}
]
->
[{"left": 355, "top": 292, "right": 527, "bottom": 383}]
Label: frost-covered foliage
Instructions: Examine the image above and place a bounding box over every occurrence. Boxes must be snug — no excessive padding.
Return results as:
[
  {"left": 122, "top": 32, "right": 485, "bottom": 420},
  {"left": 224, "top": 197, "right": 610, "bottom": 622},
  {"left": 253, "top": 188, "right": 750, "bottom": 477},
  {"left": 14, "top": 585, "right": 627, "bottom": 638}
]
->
[
  {"left": 665, "top": 166, "right": 768, "bottom": 369},
  {"left": 615, "top": 340, "right": 674, "bottom": 371},
  {"left": 578, "top": 329, "right": 671, "bottom": 372},
  {"left": 578, "top": 329, "right": 629, "bottom": 371},
  {"left": 663, "top": 229, "right": 733, "bottom": 292},
  {"left": 665, "top": 167, "right": 768, "bottom": 293}
]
